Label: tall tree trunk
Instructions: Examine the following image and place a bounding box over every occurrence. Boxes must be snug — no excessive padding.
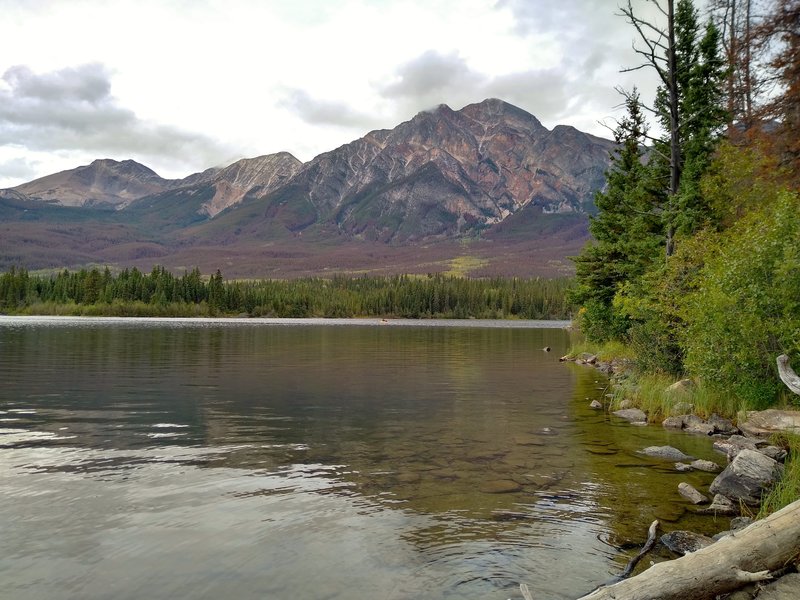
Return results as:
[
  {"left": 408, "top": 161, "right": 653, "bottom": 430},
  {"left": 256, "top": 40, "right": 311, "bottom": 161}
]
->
[{"left": 667, "top": 0, "right": 680, "bottom": 258}]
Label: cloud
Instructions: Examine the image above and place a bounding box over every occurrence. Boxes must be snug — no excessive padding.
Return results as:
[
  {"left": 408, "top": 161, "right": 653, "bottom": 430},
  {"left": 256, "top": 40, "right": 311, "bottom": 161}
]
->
[
  {"left": 277, "top": 89, "right": 384, "bottom": 130},
  {"left": 379, "top": 51, "right": 484, "bottom": 101},
  {"left": 0, "top": 63, "right": 236, "bottom": 176},
  {"left": 0, "top": 156, "right": 39, "bottom": 182},
  {"left": 376, "top": 50, "right": 589, "bottom": 128}
]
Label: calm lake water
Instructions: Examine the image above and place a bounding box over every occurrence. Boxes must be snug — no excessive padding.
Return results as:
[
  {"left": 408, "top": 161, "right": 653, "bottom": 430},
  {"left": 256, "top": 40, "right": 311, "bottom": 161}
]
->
[{"left": 0, "top": 317, "right": 725, "bottom": 600}]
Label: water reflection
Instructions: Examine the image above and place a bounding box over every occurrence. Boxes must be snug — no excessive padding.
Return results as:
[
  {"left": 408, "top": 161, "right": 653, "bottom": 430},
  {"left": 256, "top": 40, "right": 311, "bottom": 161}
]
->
[{"left": 0, "top": 318, "right": 723, "bottom": 599}]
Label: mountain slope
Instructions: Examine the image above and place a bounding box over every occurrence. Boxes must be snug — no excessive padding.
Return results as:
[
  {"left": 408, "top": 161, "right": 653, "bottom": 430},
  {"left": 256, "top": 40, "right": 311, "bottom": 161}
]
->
[
  {"left": 13, "top": 159, "right": 172, "bottom": 208},
  {"left": 1, "top": 98, "right": 614, "bottom": 277},
  {"left": 196, "top": 98, "right": 613, "bottom": 244}
]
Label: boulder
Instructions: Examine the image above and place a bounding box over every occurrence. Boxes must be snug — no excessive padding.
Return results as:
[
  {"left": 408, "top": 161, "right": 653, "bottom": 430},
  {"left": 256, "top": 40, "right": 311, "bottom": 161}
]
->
[
  {"left": 708, "top": 414, "right": 738, "bottom": 435},
  {"left": 709, "top": 449, "right": 784, "bottom": 506},
  {"left": 590, "top": 400, "right": 603, "bottom": 409},
  {"left": 639, "top": 445, "right": 694, "bottom": 461},
  {"left": 755, "top": 573, "right": 800, "bottom": 600},
  {"left": 730, "top": 516, "right": 753, "bottom": 530},
  {"left": 666, "top": 379, "right": 695, "bottom": 395},
  {"left": 663, "top": 415, "right": 686, "bottom": 429},
  {"left": 683, "top": 414, "right": 715, "bottom": 435},
  {"left": 660, "top": 530, "right": 714, "bottom": 555},
  {"left": 713, "top": 434, "right": 759, "bottom": 459},
  {"left": 758, "top": 445, "right": 788, "bottom": 462},
  {"left": 690, "top": 459, "right": 721, "bottom": 473},
  {"left": 739, "top": 409, "right": 800, "bottom": 438},
  {"left": 678, "top": 482, "right": 708, "bottom": 504},
  {"left": 613, "top": 408, "right": 647, "bottom": 424},
  {"left": 697, "top": 494, "right": 738, "bottom": 515}
]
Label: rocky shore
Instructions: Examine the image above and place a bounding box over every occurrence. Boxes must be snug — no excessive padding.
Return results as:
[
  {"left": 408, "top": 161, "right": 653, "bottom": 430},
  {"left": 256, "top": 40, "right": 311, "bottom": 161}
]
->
[{"left": 562, "top": 352, "right": 800, "bottom": 599}]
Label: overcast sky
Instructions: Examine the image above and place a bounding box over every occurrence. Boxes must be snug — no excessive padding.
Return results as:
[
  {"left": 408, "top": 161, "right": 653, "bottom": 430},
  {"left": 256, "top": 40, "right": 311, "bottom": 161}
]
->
[{"left": 0, "top": 0, "right": 681, "bottom": 187}]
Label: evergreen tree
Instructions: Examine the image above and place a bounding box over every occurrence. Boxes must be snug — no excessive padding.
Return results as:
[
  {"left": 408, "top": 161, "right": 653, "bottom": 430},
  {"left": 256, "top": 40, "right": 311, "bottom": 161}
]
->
[{"left": 570, "top": 90, "right": 660, "bottom": 340}]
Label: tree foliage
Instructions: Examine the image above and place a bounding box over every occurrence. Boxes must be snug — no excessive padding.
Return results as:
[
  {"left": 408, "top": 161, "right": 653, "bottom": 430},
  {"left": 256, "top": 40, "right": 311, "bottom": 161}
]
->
[
  {"left": 0, "top": 268, "right": 574, "bottom": 321},
  {"left": 573, "top": 0, "right": 800, "bottom": 408}
]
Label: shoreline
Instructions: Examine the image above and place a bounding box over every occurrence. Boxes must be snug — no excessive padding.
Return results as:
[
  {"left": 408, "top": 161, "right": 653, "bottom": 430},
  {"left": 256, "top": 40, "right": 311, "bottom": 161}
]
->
[{"left": 0, "top": 315, "right": 572, "bottom": 329}]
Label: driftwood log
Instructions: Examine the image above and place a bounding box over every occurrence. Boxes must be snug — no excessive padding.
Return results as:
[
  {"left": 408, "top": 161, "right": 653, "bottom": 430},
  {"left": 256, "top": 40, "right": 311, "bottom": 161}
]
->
[
  {"left": 777, "top": 354, "right": 800, "bottom": 395},
  {"left": 575, "top": 499, "right": 800, "bottom": 600}
]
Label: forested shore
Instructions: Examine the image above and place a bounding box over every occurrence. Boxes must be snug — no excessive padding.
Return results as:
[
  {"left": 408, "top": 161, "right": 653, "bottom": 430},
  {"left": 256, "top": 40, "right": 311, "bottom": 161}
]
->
[
  {"left": 0, "top": 266, "right": 573, "bottom": 320},
  {"left": 569, "top": 0, "right": 799, "bottom": 413}
]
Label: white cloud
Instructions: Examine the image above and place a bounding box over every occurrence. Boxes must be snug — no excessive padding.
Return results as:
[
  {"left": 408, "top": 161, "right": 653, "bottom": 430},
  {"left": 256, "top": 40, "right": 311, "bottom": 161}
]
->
[{"left": 0, "top": 0, "right": 681, "bottom": 186}]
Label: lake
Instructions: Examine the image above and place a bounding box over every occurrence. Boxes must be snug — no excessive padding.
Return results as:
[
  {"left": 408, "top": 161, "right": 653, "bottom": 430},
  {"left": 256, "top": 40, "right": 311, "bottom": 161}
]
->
[{"left": 0, "top": 317, "right": 724, "bottom": 599}]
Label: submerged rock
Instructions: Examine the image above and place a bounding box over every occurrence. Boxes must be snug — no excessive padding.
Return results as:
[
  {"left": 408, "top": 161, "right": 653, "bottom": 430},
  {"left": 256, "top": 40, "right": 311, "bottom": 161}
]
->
[
  {"left": 479, "top": 479, "right": 522, "bottom": 494},
  {"left": 661, "top": 530, "right": 714, "bottom": 555},
  {"left": 690, "top": 459, "right": 721, "bottom": 473},
  {"left": 613, "top": 408, "right": 647, "bottom": 424},
  {"left": 639, "top": 446, "right": 694, "bottom": 461},
  {"left": 678, "top": 482, "right": 708, "bottom": 504},
  {"left": 709, "top": 449, "right": 784, "bottom": 506}
]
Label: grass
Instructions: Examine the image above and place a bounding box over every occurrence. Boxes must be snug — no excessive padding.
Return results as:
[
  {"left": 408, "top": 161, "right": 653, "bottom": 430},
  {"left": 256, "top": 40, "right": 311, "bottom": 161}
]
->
[
  {"left": 442, "top": 255, "right": 489, "bottom": 277},
  {"left": 609, "top": 373, "right": 749, "bottom": 422},
  {"left": 568, "top": 340, "right": 750, "bottom": 422},
  {"left": 758, "top": 432, "right": 800, "bottom": 518}
]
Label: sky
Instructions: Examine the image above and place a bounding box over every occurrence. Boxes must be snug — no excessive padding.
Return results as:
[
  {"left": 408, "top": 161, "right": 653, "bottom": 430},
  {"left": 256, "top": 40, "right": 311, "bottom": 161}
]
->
[{"left": 0, "top": 0, "right": 678, "bottom": 187}]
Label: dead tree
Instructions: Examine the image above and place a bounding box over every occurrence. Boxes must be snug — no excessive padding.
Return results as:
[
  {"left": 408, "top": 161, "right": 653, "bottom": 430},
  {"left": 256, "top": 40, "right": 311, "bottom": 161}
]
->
[{"left": 575, "top": 498, "right": 800, "bottom": 600}]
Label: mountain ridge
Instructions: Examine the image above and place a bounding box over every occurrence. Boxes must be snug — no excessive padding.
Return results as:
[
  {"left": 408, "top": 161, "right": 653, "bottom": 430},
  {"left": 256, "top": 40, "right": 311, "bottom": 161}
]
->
[{"left": 0, "top": 98, "right": 614, "bottom": 277}]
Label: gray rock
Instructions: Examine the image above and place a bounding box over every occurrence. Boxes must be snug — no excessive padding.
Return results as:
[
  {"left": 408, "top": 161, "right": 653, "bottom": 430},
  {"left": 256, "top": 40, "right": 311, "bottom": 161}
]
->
[
  {"left": 479, "top": 480, "right": 522, "bottom": 494},
  {"left": 697, "top": 494, "right": 739, "bottom": 515},
  {"left": 758, "top": 445, "right": 788, "bottom": 462},
  {"left": 709, "top": 449, "right": 784, "bottom": 506},
  {"left": 708, "top": 413, "right": 739, "bottom": 435},
  {"left": 754, "top": 573, "right": 800, "bottom": 600},
  {"left": 639, "top": 445, "right": 694, "bottom": 461},
  {"left": 589, "top": 400, "right": 603, "bottom": 409},
  {"left": 730, "top": 516, "right": 753, "bottom": 530},
  {"left": 579, "top": 352, "right": 598, "bottom": 365},
  {"left": 739, "top": 409, "right": 800, "bottom": 438},
  {"left": 666, "top": 378, "right": 695, "bottom": 395},
  {"left": 660, "top": 530, "right": 714, "bottom": 555},
  {"left": 675, "top": 462, "right": 693, "bottom": 472},
  {"left": 683, "top": 414, "right": 715, "bottom": 435},
  {"left": 678, "top": 482, "right": 708, "bottom": 504},
  {"left": 613, "top": 408, "right": 647, "bottom": 423},
  {"left": 691, "top": 459, "right": 722, "bottom": 473},
  {"left": 663, "top": 415, "right": 685, "bottom": 429},
  {"left": 713, "top": 434, "right": 759, "bottom": 459}
]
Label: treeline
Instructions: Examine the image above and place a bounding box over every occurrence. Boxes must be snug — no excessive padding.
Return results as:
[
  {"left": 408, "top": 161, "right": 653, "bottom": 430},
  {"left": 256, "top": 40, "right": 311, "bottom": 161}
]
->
[
  {"left": 0, "top": 266, "right": 573, "bottom": 320},
  {"left": 571, "top": 0, "right": 799, "bottom": 407}
]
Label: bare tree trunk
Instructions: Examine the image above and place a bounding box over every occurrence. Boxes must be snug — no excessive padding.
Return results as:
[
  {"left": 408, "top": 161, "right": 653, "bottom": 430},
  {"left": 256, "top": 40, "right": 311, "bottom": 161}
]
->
[
  {"left": 778, "top": 354, "right": 800, "bottom": 395},
  {"left": 576, "top": 499, "right": 800, "bottom": 600},
  {"left": 667, "top": 0, "right": 679, "bottom": 258}
]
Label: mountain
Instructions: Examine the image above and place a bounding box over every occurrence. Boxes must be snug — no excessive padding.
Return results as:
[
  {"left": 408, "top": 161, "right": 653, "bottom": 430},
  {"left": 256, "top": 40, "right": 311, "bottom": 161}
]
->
[
  {"left": 0, "top": 99, "right": 614, "bottom": 277},
  {"left": 202, "top": 99, "right": 612, "bottom": 244},
  {"left": 13, "top": 159, "right": 172, "bottom": 208}
]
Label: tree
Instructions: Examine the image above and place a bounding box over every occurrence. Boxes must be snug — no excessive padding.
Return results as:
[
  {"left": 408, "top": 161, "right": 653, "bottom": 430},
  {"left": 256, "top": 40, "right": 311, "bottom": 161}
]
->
[
  {"left": 620, "top": 0, "right": 728, "bottom": 252},
  {"left": 755, "top": 0, "right": 800, "bottom": 179},
  {"left": 571, "top": 90, "right": 660, "bottom": 341}
]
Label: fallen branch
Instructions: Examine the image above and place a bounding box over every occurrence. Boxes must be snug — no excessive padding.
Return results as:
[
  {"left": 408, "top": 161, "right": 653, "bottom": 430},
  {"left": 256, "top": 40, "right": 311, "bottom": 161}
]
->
[
  {"left": 576, "top": 499, "right": 800, "bottom": 600},
  {"left": 777, "top": 354, "right": 800, "bottom": 395},
  {"left": 619, "top": 520, "right": 659, "bottom": 579}
]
